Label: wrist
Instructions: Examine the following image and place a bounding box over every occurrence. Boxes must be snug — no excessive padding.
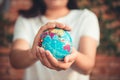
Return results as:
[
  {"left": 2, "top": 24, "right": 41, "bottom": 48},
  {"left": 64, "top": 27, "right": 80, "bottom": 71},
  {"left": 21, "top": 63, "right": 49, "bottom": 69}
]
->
[
  {"left": 74, "top": 49, "right": 79, "bottom": 61},
  {"left": 29, "top": 49, "right": 38, "bottom": 62}
]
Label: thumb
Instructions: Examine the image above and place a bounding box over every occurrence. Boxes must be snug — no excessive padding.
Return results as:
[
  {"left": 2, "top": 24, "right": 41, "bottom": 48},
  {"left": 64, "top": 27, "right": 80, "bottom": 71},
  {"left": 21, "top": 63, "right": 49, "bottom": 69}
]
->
[{"left": 64, "top": 48, "right": 78, "bottom": 63}]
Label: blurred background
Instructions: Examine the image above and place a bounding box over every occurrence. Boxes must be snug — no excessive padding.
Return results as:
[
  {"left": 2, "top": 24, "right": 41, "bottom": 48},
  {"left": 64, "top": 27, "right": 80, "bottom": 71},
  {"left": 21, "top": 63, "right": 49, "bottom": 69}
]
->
[{"left": 0, "top": 0, "right": 120, "bottom": 80}]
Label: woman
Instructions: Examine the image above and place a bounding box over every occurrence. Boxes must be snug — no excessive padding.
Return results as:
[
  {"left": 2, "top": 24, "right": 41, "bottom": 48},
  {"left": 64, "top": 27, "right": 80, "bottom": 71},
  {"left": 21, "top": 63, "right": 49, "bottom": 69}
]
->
[{"left": 10, "top": 0, "right": 100, "bottom": 80}]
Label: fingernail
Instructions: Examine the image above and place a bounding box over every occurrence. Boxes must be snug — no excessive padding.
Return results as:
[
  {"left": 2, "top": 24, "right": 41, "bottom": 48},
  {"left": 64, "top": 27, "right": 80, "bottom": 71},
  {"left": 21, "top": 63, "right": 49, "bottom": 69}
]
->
[
  {"left": 46, "top": 50, "right": 50, "bottom": 56},
  {"left": 36, "top": 46, "right": 39, "bottom": 51},
  {"left": 68, "top": 26, "right": 72, "bottom": 30},
  {"left": 40, "top": 47, "right": 43, "bottom": 53},
  {"left": 65, "top": 57, "right": 68, "bottom": 63},
  {"left": 53, "top": 24, "right": 56, "bottom": 27},
  {"left": 62, "top": 23, "right": 65, "bottom": 27},
  {"left": 48, "top": 51, "right": 52, "bottom": 56},
  {"left": 50, "top": 24, "right": 56, "bottom": 28}
]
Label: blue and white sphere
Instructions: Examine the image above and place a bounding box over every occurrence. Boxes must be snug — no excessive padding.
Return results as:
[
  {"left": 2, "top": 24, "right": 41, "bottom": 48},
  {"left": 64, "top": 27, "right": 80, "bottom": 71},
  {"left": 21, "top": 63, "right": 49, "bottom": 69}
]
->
[{"left": 39, "top": 28, "right": 72, "bottom": 60}]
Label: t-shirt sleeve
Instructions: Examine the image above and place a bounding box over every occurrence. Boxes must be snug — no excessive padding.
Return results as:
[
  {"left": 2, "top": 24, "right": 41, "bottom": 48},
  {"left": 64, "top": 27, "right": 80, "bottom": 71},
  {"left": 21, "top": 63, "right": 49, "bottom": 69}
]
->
[
  {"left": 80, "top": 11, "right": 100, "bottom": 45},
  {"left": 13, "top": 16, "right": 31, "bottom": 44}
]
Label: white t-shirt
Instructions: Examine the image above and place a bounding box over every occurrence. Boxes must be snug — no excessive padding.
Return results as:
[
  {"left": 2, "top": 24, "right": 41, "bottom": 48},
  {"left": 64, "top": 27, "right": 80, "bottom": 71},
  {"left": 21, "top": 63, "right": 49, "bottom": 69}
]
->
[{"left": 13, "top": 9, "right": 100, "bottom": 80}]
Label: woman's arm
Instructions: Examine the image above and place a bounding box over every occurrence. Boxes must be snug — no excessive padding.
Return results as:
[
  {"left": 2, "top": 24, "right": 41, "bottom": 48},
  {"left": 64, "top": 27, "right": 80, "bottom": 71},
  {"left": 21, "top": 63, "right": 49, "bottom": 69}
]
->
[
  {"left": 10, "top": 39, "right": 38, "bottom": 69},
  {"left": 71, "top": 36, "right": 97, "bottom": 74}
]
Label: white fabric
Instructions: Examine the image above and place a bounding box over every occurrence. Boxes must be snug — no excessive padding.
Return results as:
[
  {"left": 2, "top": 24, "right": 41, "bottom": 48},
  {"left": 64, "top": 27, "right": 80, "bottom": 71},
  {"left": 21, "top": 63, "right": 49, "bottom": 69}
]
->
[{"left": 13, "top": 9, "right": 100, "bottom": 80}]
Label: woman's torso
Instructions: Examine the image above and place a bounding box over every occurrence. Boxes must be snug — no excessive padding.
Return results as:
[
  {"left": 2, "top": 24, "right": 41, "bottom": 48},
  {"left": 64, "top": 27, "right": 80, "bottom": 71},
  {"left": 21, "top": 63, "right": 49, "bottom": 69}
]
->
[{"left": 14, "top": 9, "right": 99, "bottom": 80}]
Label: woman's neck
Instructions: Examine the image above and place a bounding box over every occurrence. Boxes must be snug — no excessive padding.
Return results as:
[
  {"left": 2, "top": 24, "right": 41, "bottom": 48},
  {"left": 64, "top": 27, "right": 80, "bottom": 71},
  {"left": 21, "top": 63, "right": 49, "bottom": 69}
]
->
[{"left": 45, "top": 8, "right": 70, "bottom": 20}]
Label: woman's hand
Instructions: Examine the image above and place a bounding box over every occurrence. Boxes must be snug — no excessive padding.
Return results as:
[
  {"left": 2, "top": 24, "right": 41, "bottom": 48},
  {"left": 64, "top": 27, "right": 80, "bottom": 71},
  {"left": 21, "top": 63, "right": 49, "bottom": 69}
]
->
[
  {"left": 30, "top": 22, "right": 72, "bottom": 67},
  {"left": 36, "top": 47, "right": 78, "bottom": 71}
]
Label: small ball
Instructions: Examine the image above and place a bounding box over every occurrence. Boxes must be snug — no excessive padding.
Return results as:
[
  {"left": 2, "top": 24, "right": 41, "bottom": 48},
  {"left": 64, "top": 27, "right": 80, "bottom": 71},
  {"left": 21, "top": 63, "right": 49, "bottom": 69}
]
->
[{"left": 39, "top": 28, "right": 72, "bottom": 60}]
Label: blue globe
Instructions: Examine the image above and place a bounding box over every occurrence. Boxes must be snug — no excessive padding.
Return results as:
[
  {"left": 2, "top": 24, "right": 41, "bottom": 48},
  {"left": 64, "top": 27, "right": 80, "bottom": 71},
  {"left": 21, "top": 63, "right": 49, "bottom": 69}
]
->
[{"left": 39, "top": 28, "right": 72, "bottom": 60}]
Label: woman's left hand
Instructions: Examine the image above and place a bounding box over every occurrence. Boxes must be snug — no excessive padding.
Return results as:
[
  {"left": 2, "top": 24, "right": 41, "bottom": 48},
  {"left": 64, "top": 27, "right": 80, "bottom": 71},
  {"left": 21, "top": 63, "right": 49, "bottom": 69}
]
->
[{"left": 36, "top": 47, "right": 78, "bottom": 71}]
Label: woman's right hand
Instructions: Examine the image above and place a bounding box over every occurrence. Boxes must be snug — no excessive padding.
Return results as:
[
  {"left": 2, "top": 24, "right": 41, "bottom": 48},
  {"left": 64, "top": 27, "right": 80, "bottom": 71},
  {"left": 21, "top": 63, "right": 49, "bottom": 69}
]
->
[{"left": 30, "top": 22, "right": 71, "bottom": 61}]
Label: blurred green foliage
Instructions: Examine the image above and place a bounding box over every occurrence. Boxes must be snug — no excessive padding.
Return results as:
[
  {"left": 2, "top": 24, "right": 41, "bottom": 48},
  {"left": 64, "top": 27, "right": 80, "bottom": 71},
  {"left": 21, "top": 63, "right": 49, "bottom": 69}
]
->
[
  {"left": 78, "top": 0, "right": 120, "bottom": 56},
  {"left": 0, "top": 14, "right": 11, "bottom": 47},
  {"left": 0, "top": 0, "right": 120, "bottom": 56}
]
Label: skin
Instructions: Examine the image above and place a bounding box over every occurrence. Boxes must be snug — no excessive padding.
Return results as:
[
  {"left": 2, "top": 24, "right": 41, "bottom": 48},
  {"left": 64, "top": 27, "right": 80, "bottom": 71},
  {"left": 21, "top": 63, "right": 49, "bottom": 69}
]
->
[
  {"left": 10, "top": 0, "right": 98, "bottom": 74},
  {"left": 44, "top": 0, "right": 68, "bottom": 9}
]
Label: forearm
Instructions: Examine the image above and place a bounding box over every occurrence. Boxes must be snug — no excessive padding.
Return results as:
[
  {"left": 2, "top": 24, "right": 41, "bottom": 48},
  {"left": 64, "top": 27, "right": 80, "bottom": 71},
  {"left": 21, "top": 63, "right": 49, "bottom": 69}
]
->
[
  {"left": 10, "top": 49, "right": 38, "bottom": 69},
  {"left": 71, "top": 52, "right": 95, "bottom": 75}
]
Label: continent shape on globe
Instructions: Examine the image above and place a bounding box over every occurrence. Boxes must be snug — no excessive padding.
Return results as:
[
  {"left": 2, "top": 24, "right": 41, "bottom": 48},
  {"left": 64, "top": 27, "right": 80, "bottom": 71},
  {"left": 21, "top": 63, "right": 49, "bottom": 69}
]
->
[{"left": 39, "top": 28, "right": 72, "bottom": 60}]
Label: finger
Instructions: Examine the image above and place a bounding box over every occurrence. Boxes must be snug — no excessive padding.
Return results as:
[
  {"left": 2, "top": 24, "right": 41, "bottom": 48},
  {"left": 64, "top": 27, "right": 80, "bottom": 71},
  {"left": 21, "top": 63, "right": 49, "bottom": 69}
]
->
[
  {"left": 46, "top": 50, "right": 70, "bottom": 70},
  {"left": 55, "top": 22, "right": 65, "bottom": 28},
  {"left": 45, "top": 50, "right": 59, "bottom": 68},
  {"left": 64, "top": 24, "right": 72, "bottom": 31},
  {"left": 55, "top": 22, "right": 71, "bottom": 31},
  {"left": 64, "top": 48, "right": 77, "bottom": 63},
  {"left": 39, "top": 47, "right": 56, "bottom": 69},
  {"left": 39, "top": 22, "right": 56, "bottom": 35},
  {"left": 34, "top": 22, "right": 56, "bottom": 46},
  {"left": 39, "top": 47, "right": 49, "bottom": 65},
  {"left": 44, "top": 50, "right": 59, "bottom": 69},
  {"left": 64, "top": 54, "right": 75, "bottom": 63},
  {"left": 30, "top": 46, "right": 38, "bottom": 59},
  {"left": 36, "top": 47, "right": 43, "bottom": 63},
  {"left": 46, "top": 22, "right": 56, "bottom": 29}
]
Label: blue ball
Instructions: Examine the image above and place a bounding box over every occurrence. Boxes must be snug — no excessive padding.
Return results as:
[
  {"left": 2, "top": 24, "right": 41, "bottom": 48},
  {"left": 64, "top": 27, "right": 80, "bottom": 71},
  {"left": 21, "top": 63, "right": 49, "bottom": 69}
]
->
[{"left": 39, "top": 28, "right": 72, "bottom": 60}]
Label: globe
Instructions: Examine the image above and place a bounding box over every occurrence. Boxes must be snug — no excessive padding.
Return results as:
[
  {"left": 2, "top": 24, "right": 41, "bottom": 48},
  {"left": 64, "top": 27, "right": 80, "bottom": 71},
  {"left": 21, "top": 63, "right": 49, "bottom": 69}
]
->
[{"left": 38, "top": 28, "right": 72, "bottom": 60}]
